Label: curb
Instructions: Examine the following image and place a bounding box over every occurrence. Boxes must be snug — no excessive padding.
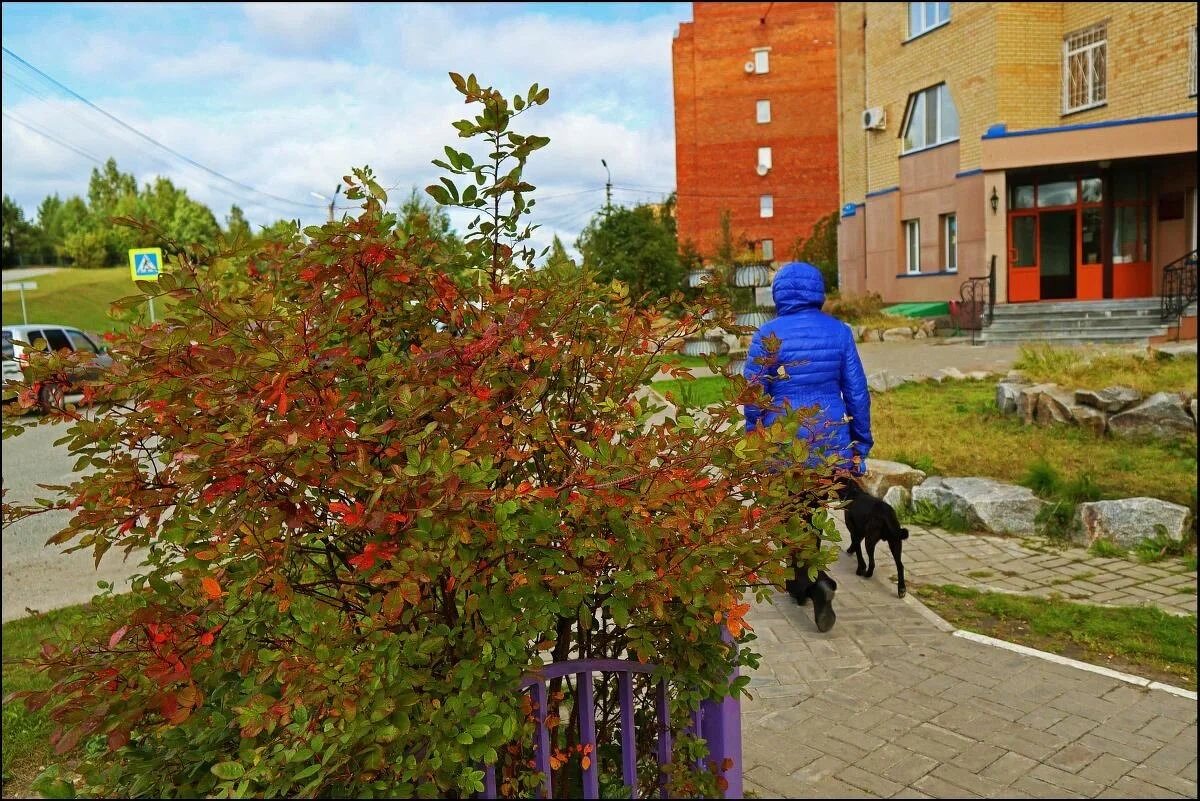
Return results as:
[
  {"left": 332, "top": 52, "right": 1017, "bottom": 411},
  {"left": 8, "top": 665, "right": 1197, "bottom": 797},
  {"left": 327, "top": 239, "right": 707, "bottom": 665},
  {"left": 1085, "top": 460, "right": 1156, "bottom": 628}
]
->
[{"left": 901, "top": 588, "right": 1198, "bottom": 701}]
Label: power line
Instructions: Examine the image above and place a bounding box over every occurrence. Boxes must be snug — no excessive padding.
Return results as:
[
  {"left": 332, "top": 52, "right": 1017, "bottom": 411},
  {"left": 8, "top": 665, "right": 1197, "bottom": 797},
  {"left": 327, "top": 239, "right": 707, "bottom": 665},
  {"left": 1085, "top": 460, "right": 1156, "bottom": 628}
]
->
[
  {"left": 2, "top": 47, "right": 325, "bottom": 212},
  {"left": 2, "top": 69, "right": 315, "bottom": 222},
  {"left": 2, "top": 110, "right": 104, "bottom": 165},
  {"left": 613, "top": 185, "right": 837, "bottom": 201}
]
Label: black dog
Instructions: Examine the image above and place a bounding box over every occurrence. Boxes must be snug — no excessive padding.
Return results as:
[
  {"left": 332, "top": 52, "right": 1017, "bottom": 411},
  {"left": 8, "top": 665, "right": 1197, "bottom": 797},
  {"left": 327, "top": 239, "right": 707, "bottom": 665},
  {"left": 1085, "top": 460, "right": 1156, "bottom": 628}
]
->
[{"left": 842, "top": 482, "right": 909, "bottom": 597}]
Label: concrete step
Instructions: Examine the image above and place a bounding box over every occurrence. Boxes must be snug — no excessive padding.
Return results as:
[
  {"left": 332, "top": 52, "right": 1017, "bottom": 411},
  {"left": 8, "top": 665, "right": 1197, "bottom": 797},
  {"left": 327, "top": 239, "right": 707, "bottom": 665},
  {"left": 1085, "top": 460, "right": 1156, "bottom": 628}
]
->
[
  {"left": 980, "top": 329, "right": 1167, "bottom": 345},
  {"left": 985, "top": 318, "right": 1170, "bottom": 332}
]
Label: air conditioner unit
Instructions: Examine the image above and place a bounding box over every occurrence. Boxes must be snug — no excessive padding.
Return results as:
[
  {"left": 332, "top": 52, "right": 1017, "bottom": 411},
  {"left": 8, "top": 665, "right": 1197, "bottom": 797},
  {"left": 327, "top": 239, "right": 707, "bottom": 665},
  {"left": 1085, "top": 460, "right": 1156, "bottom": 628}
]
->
[
  {"left": 744, "top": 61, "right": 757, "bottom": 74},
  {"left": 862, "top": 107, "right": 886, "bottom": 131},
  {"left": 756, "top": 163, "right": 770, "bottom": 176}
]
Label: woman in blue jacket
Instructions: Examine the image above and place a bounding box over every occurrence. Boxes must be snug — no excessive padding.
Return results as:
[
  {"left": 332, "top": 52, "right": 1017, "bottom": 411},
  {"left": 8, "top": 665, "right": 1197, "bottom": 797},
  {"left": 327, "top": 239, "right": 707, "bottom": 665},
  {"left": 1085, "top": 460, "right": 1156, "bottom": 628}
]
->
[{"left": 743, "top": 261, "right": 873, "bottom": 633}]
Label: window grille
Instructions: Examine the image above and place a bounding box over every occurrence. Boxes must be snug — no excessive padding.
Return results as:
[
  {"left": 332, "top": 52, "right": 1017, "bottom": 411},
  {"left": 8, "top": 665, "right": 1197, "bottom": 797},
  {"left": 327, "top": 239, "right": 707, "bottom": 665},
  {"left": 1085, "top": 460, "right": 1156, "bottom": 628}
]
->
[{"left": 1063, "top": 23, "right": 1107, "bottom": 113}]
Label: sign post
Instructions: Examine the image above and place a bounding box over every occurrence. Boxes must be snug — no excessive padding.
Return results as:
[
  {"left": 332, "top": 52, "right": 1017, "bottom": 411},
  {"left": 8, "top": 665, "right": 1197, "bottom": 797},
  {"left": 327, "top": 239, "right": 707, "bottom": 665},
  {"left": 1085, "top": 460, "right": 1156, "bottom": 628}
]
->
[
  {"left": 1, "top": 281, "right": 37, "bottom": 324},
  {"left": 127, "top": 247, "right": 163, "bottom": 324}
]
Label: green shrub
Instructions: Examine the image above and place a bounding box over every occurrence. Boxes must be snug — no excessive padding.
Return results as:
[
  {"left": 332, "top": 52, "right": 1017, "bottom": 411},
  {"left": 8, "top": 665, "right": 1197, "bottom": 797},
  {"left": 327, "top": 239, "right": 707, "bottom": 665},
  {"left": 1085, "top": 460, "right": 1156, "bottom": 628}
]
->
[
  {"left": 892, "top": 452, "right": 938, "bottom": 475},
  {"left": 1021, "top": 457, "right": 1061, "bottom": 497},
  {"left": 2, "top": 75, "right": 838, "bottom": 799},
  {"left": 1133, "top": 527, "right": 1191, "bottom": 564},
  {"left": 1088, "top": 539, "right": 1128, "bottom": 559}
]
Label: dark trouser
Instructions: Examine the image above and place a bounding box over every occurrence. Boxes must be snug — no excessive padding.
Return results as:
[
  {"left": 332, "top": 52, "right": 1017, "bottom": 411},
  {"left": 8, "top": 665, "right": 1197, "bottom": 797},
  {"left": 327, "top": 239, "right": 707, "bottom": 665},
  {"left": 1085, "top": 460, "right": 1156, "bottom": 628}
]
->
[{"left": 786, "top": 479, "right": 855, "bottom": 599}]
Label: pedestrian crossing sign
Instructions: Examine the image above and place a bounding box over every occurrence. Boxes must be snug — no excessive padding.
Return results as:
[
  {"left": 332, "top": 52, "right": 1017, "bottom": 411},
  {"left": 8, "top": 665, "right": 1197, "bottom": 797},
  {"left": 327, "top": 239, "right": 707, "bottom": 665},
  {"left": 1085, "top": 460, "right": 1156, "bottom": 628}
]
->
[{"left": 128, "top": 247, "right": 163, "bottom": 281}]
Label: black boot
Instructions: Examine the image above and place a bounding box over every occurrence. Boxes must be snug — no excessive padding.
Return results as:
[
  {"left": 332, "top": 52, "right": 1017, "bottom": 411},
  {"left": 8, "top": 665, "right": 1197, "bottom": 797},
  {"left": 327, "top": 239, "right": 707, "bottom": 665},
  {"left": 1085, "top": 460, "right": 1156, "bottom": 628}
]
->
[{"left": 808, "top": 577, "right": 837, "bottom": 633}]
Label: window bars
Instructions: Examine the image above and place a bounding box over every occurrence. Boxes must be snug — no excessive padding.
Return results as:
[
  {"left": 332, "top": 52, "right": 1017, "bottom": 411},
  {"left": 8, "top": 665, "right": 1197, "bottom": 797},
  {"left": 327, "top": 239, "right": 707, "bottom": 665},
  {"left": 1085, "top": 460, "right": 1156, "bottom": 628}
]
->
[{"left": 1064, "top": 23, "right": 1107, "bottom": 113}]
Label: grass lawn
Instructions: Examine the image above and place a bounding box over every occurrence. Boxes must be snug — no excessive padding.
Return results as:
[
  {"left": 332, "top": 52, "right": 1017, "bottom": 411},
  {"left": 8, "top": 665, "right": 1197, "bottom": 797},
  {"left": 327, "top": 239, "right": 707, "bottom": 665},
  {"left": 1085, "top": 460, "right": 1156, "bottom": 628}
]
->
[
  {"left": 1014, "top": 344, "right": 1198, "bottom": 394},
  {"left": 1, "top": 604, "right": 89, "bottom": 797},
  {"left": 914, "top": 583, "right": 1197, "bottom": 690},
  {"left": 1, "top": 267, "right": 152, "bottom": 334},
  {"left": 654, "top": 375, "right": 730, "bottom": 407},
  {"left": 660, "top": 353, "right": 729, "bottom": 370},
  {"left": 652, "top": 375, "right": 1196, "bottom": 507}
]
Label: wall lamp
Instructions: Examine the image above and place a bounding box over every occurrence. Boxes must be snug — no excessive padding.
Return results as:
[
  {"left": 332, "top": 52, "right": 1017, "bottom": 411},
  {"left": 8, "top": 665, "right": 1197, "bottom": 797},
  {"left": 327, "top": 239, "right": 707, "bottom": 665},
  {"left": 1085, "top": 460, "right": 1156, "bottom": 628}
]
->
[{"left": 990, "top": 186, "right": 1000, "bottom": 214}]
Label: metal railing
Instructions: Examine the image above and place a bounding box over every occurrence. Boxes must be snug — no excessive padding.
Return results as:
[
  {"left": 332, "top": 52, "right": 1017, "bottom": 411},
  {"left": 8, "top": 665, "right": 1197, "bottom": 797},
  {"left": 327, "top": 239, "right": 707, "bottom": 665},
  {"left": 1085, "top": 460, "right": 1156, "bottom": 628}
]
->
[
  {"left": 1160, "top": 249, "right": 1198, "bottom": 323},
  {"left": 953, "top": 255, "right": 996, "bottom": 345}
]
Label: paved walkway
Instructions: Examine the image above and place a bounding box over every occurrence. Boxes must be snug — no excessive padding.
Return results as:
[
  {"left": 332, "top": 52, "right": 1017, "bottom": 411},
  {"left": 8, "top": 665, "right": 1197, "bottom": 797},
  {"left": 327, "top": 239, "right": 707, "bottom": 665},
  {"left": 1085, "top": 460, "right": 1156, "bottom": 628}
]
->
[
  {"left": 742, "top": 515, "right": 1198, "bottom": 799},
  {"left": 1, "top": 266, "right": 60, "bottom": 280}
]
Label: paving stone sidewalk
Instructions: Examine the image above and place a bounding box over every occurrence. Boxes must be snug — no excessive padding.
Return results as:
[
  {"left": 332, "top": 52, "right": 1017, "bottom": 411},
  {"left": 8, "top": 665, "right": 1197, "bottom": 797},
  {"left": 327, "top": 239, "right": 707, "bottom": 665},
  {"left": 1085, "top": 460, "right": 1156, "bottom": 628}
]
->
[
  {"left": 741, "top": 518, "right": 1198, "bottom": 799},
  {"left": 898, "top": 527, "right": 1197, "bottom": 617}
]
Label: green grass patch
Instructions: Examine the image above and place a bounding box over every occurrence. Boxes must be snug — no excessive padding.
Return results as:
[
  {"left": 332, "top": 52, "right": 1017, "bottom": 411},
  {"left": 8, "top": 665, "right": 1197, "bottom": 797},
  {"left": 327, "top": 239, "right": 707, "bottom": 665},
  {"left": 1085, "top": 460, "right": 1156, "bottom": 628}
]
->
[
  {"left": 899, "top": 498, "right": 974, "bottom": 533},
  {"left": 660, "top": 353, "right": 729, "bottom": 371},
  {"left": 660, "top": 376, "right": 1196, "bottom": 507},
  {"left": 1088, "top": 539, "right": 1128, "bottom": 559},
  {"left": 1, "top": 267, "right": 153, "bottom": 334},
  {"left": 653, "top": 375, "right": 729, "bottom": 408},
  {"left": 2, "top": 604, "right": 90, "bottom": 795},
  {"left": 1132, "top": 530, "right": 1193, "bottom": 564},
  {"left": 873, "top": 381, "right": 1196, "bottom": 507},
  {"left": 914, "top": 583, "right": 1197, "bottom": 690},
  {"left": 1014, "top": 344, "right": 1198, "bottom": 394}
]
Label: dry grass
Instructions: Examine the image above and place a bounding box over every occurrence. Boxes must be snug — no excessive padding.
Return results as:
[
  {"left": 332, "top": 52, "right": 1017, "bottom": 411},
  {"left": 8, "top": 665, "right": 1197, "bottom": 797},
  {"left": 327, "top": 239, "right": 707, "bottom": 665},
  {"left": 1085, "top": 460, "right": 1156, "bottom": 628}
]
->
[{"left": 1013, "top": 344, "right": 1198, "bottom": 394}]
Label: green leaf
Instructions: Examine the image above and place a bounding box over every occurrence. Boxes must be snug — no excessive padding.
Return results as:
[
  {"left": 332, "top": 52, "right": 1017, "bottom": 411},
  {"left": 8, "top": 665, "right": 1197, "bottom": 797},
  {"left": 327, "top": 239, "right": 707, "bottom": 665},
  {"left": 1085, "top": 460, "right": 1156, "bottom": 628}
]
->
[{"left": 211, "top": 761, "right": 246, "bottom": 780}]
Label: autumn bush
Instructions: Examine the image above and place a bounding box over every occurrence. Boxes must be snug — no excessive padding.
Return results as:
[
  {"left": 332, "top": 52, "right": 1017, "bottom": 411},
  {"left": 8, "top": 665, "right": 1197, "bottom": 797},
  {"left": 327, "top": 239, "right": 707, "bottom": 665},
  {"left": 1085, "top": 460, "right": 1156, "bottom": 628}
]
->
[{"left": 2, "top": 74, "right": 840, "bottom": 798}]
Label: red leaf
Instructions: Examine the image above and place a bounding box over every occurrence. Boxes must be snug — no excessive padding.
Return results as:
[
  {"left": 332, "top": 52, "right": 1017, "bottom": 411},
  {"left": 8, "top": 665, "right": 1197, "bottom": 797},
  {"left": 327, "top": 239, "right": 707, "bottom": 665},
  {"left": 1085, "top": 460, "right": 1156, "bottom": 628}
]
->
[
  {"left": 276, "top": 392, "right": 289, "bottom": 415},
  {"left": 108, "top": 625, "right": 129, "bottom": 649},
  {"left": 201, "top": 577, "right": 224, "bottom": 600},
  {"left": 199, "top": 630, "right": 215, "bottom": 647},
  {"left": 107, "top": 729, "right": 130, "bottom": 751}
]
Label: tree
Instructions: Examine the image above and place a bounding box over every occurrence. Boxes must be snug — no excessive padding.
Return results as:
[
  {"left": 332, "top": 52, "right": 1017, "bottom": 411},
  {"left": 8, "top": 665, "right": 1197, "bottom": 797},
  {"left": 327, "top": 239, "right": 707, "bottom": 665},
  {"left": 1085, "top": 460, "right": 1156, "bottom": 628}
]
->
[
  {"left": 791, "top": 210, "right": 839, "bottom": 291},
  {"left": 224, "top": 205, "right": 252, "bottom": 243},
  {"left": 4, "top": 74, "right": 837, "bottom": 799},
  {"left": 2, "top": 195, "right": 36, "bottom": 266},
  {"left": 86, "top": 158, "right": 138, "bottom": 223},
  {"left": 576, "top": 202, "right": 683, "bottom": 307},
  {"left": 543, "top": 234, "right": 573, "bottom": 269}
]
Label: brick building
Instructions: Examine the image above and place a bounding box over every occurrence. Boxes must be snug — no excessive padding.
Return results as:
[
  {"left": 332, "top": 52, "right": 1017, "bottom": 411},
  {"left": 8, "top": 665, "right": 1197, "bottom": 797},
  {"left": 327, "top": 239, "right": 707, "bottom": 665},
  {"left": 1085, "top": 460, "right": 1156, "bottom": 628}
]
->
[
  {"left": 837, "top": 2, "right": 1198, "bottom": 312},
  {"left": 672, "top": 2, "right": 839, "bottom": 265}
]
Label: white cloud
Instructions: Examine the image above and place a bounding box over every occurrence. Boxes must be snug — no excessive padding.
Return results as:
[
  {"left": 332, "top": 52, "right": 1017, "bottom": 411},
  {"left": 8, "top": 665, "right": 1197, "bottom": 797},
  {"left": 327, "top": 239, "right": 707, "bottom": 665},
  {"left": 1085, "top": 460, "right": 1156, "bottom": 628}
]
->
[
  {"left": 242, "top": 3, "right": 360, "bottom": 56},
  {"left": 2, "top": 3, "right": 683, "bottom": 259}
]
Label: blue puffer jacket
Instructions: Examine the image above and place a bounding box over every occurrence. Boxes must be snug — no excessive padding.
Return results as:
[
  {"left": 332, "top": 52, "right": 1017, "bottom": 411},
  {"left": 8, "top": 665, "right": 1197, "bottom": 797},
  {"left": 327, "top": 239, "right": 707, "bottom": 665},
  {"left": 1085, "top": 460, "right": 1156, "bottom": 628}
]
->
[{"left": 742, "top": 262, "right": 873, "bottom": 474}]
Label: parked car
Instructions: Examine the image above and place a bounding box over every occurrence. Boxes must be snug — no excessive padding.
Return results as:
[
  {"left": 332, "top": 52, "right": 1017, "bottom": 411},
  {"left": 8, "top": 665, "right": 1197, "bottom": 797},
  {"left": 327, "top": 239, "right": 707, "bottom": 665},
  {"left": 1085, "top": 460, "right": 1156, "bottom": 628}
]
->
[{"left": 2, "top": 324, "right": 113, "bottom": 413}]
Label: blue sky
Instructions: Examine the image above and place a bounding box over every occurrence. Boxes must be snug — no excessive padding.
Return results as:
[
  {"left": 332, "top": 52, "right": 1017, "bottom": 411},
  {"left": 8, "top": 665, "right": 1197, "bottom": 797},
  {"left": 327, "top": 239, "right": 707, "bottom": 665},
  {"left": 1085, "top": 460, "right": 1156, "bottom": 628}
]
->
[{"left": 2, "top": 2, "right": 691, "bottom": 253}]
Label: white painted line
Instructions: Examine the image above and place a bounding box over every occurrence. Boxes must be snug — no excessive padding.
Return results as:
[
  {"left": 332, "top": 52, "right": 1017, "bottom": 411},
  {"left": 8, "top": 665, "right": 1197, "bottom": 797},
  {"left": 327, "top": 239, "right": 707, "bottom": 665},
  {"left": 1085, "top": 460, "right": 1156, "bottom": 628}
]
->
[{"left": 952, "top": 630, "right": 1198, "bottom": 700}]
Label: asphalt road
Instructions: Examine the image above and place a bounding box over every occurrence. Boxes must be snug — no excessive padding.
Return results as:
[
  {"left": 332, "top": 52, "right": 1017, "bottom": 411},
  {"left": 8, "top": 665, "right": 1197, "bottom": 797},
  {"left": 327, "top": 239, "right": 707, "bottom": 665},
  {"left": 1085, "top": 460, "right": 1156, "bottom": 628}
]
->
[{"left": 1, "top": 412, "right": 145, "bottom": 622}]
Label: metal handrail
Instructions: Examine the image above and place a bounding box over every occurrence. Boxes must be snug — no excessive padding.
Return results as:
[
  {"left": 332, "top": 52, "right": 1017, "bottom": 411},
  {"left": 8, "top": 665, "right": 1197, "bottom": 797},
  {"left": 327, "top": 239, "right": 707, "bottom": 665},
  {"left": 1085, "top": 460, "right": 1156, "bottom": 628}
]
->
[
  {"left": 1160, "top": 249, "right": 1198, "bottom": 323},
  {"left": 955, "top": 255, "right": 996, "bottom": 345}
]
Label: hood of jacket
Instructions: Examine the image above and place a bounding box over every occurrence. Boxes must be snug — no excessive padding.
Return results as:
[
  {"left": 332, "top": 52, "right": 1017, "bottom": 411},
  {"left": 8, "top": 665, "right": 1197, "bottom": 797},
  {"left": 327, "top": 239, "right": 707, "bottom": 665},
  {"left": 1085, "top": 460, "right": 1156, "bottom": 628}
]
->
[{"left": 771, "top": 261, "right": 826, "bottom": 315}]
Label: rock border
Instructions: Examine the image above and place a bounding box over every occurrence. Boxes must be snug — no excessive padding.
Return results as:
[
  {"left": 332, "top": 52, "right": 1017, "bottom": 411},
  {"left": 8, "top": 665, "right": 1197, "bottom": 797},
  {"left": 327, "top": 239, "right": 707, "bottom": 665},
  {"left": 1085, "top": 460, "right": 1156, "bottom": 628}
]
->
[{"left": 994, "top": 377, "right": 1197, "bottom": 440}]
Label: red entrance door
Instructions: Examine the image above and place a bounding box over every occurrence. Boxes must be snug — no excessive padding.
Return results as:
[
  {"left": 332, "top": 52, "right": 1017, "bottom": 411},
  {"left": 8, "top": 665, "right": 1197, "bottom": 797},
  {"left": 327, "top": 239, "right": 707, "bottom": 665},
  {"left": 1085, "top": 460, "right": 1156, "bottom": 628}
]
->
[{"left": 1008, "top": 212, "right": 1039, "bottom": 302}]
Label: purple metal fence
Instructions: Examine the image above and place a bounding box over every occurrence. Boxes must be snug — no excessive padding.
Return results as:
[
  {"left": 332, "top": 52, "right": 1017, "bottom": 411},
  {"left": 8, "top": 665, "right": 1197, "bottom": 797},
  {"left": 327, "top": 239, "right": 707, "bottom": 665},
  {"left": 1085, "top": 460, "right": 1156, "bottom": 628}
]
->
[{"left": 478, "top": 657, "right": 742, "bottom": 799}]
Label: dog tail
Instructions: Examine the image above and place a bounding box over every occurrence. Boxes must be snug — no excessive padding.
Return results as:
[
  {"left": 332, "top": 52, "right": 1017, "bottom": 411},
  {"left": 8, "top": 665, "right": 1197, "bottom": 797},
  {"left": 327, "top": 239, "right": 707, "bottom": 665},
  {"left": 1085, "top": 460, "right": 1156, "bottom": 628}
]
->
[{"left": 900, "top": 527, "right": 910, "bottom": 540}]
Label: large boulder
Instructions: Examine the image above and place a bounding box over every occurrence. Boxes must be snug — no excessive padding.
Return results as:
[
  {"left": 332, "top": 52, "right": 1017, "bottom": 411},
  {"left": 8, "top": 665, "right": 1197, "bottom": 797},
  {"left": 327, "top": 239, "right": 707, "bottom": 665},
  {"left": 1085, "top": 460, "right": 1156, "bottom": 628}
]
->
[
  {"left": 882, "top": 326, "right": 914, "bottom": 341},
  {"left": 882, "top": 485, "right": 911, "bottom": 513},
  {"left": 1034, "top": 385, "right": 1078, "bottom": 426},
  {"left": 1108, "top": 392, "right": 1195, "bottom": 440},
  {"left": 861, "top": 459, "right": 927, "bottom": 497},
  {"left": 1070, "top": 403, "right": 1108, "bottom": 436},
  {"left": 867, "top": 370, "right": 909, "bottom": 392},
  {"left": 1074, "top": 386, "right": 1142, "bottom": 413},
  {"left": 1190, "top": 398, "right": 1198, "bottom": 429},
  {"left": 912, "top": 476, "right": 1045, "bottom": 535},
  {"left": 1017, "top": 383, "right": 1058, "bottom": 425},
  {"left": 933, "top": 367, "right": 965, "bottom": 383},
  {"left": 996, "top": 381, "right": 1027, "bottom": 414},
  {"left": 1073, "top": 498, "right": 1192, "bottom": 548}
]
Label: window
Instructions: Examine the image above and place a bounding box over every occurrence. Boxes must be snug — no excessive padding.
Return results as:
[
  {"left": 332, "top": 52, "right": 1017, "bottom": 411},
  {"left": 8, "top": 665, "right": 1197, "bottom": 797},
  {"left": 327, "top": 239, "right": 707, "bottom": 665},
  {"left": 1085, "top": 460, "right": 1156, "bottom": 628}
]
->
[
  {"left": 757, "top": 147, "right": 772, "bottom": 171},
  {"left": 901, "top": 83, "right": 959, "bottom": 152},
  {"left": 908, "top": 2, "right": 950, "bottom": 38},
  {"left": 761, "top": 239, "right": 774, "bottom": 261},
  {"left": 753, "top": 49, "right": 769, "bottom": 74},
  {"left": 66, "top": 329, "right": 98, "bottom": 354},
  {"left": 941, "top": 214, "right": 957, "bottom": 271},
  {"left": 759, "top": 195, "right": 774, "bottom": 218},
  {"left": 1063, "top": 23, "right": 1107, "bottom": 113},
  {"left": 2, "top": 331, "right": 13, "bottom": 360},
  {"left": 904, "top": 219, "right": 921, "bottom": 273},
  {"left": 1190, "top": 26, "right": 1197, "bottom": 97},
  {"left": 43, "top": 328, "right": 71, "bottom": 352},
  {"left": 1112, "top": 168, "right": 1151, "bottom": 263},
  {"left": 756, "top": 99, "right": 771, "bottom": 123}
]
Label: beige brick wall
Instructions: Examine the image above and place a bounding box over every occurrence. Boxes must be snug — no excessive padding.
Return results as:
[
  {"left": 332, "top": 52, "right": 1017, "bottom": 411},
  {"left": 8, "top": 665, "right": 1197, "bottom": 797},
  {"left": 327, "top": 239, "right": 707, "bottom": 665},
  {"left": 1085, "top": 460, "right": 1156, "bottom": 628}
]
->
[{"left": 837, "top": 1, "right": 1199, "bottom": 206}]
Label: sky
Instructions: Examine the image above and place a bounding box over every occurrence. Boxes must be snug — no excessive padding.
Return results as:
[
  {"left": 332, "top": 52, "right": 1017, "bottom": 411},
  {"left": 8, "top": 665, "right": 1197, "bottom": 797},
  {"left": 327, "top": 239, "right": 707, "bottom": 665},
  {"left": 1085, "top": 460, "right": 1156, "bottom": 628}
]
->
[{"left": 1, "top": 2, "right": 691, "bottom": 256}]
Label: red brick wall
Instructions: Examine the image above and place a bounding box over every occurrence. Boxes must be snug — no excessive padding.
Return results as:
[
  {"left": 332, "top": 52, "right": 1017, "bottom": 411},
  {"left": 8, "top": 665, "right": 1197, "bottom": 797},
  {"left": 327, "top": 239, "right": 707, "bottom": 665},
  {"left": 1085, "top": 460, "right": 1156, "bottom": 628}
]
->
[{"left": 672, "top": 2, "right": 839, "bottom": 263}]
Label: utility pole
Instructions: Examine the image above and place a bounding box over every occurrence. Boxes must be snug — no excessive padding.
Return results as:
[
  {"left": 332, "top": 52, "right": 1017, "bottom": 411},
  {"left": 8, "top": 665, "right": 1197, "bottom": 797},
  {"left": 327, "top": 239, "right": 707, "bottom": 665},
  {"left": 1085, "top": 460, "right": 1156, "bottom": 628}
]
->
[
  {"left": 311, "top": 184, "right": 342, "bottom": 222},
  {"left": 601, "top": 159, "right": 612, "bottom": 214}
]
